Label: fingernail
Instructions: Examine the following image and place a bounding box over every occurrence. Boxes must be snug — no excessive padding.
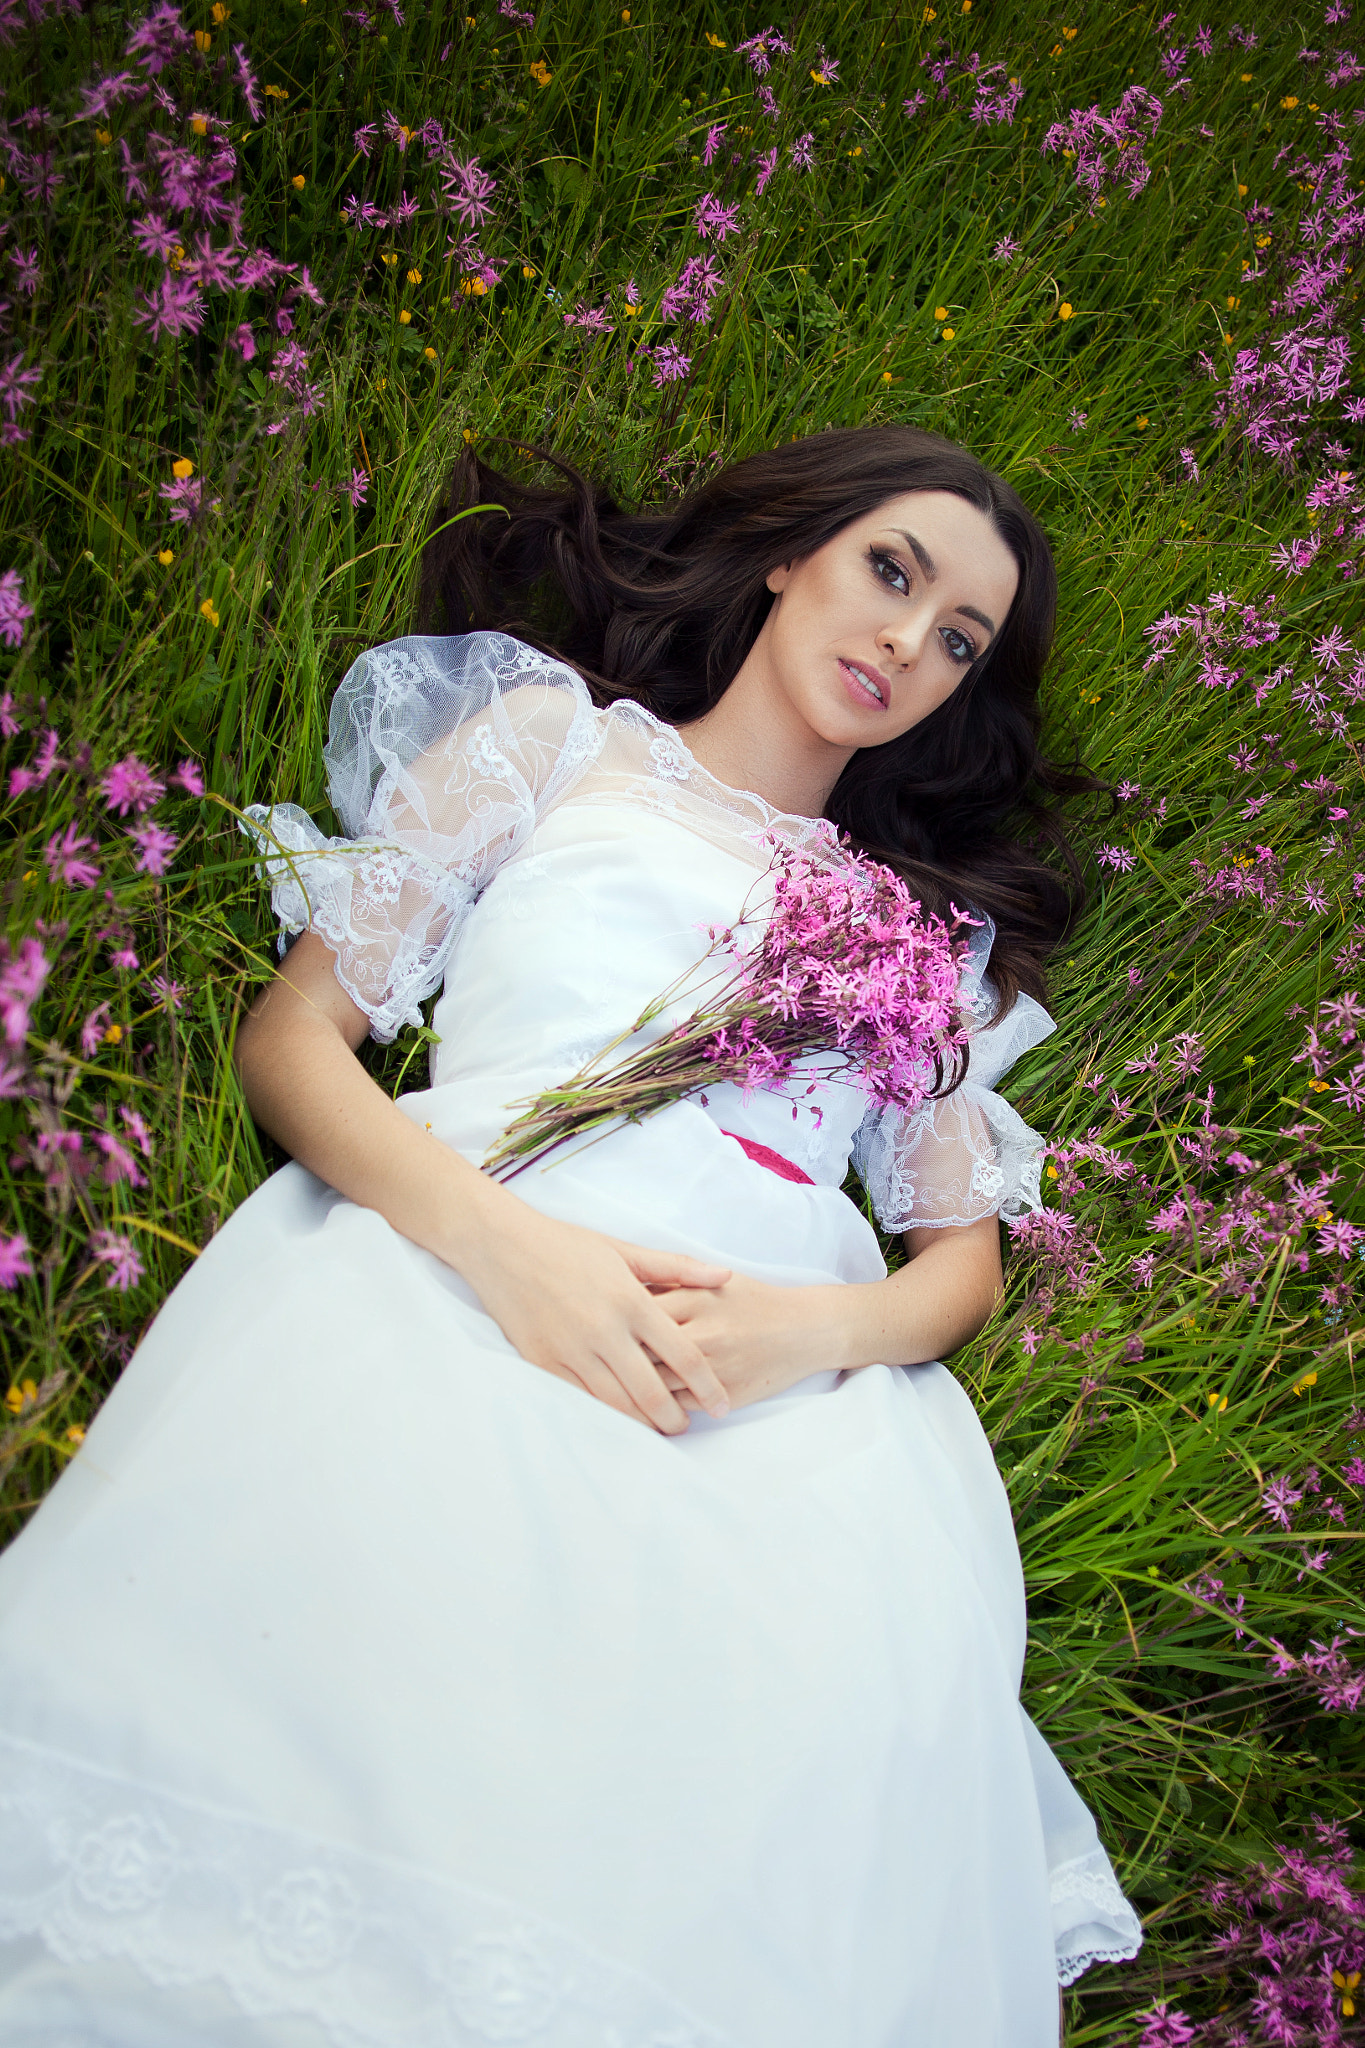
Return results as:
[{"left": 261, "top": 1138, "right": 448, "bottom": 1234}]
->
[{"left": 708, "top": 1398, "right": 730, "bottom": 1420}]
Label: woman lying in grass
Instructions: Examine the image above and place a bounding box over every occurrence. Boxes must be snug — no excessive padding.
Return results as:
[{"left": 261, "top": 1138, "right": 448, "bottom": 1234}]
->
[{"left": 0, "top": 425, "right": 1142, "bottom": 2045}]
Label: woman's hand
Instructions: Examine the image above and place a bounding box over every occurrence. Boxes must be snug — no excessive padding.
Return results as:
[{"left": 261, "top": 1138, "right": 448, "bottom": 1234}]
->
[
  {"left": 650, "top": 1272, "right": 840, "bottom": 1412},
  {"left": 458, "top": 1200, "right": 736, "bottom": 1433}
]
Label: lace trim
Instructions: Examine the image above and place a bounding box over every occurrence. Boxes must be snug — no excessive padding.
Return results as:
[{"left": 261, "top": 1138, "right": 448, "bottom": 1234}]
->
[
  {"left": 851, "top": 1080, "right": 1048, "bottom": 1233},
  {"left": 1048, "top": 1849, "right": 1144, "bottom": 1987},
  {"left": 0, "top": 1731, "right": 736, "bottom": 2047}
]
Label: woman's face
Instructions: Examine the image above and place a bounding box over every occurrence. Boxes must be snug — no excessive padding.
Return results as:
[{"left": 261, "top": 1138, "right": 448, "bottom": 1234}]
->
[{"left": 759, "top": 489, "right": 1021, "bottom": 751}]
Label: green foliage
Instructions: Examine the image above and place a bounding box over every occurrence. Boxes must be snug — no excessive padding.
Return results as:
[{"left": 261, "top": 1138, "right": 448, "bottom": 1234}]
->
[{"left": 1, "top": 0, "right": 1363, "bottom": 2035}]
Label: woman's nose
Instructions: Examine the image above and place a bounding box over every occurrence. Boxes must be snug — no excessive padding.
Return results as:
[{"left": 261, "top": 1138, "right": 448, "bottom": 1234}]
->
[{"left": 880, "top": 612, "right": 930, "bottom": 669}]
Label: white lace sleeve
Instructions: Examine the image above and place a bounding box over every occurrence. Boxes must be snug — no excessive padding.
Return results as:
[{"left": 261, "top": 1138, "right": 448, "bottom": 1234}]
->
[
  {"left": 851, "top": 918, "right": 1058, "bottom": 1233},
  {"left": 240, "top": 632, "right": 600, "bottom": 1042}
]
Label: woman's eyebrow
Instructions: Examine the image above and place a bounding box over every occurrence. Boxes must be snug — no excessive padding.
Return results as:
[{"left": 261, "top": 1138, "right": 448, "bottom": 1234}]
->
[{"left": 891, "top": 528, "right": 998, "bottom": 641}]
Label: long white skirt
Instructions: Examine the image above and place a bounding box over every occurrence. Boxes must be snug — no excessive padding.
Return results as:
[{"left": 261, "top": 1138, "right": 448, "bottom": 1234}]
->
[{"left": 0, "top": 1097, "right": 1140, "bottom": 2047}]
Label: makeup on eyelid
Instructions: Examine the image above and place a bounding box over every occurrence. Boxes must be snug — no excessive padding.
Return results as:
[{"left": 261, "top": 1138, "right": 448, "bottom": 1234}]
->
[{"left": 867, "top": 544, "right": 983, "bottom": 665}]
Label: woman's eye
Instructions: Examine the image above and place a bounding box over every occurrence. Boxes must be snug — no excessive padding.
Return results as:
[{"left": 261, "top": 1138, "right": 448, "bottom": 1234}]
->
[
  {"left": 871, "top": 549, "right": 909, "bottom": 596},
  {"left": 940, "top": 627, "right": 976, "bottom": 666}
]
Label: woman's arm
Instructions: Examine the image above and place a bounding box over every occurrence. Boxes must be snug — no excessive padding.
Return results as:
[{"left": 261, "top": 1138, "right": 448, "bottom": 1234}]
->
[
  {"left": 233, "top": 934, "right": 735, "bottom": 1430},
  {"left": 654, "top": 1216, "right": 1003, "bottom": 1409}
]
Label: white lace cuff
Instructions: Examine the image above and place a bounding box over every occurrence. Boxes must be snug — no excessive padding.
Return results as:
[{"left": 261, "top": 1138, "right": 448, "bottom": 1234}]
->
[
  {"left": 240, "top": 632, "right": 601, "bottom": 1043},
  {"left": 850, "top": 981, "right": 1056, "bottom": 1232},
  {"left": 240, "top": 803, "right": 477, "bottom": 1043},
  {"left": 1050, "top": 1848, "right": 1146, "bottom": 1987}
]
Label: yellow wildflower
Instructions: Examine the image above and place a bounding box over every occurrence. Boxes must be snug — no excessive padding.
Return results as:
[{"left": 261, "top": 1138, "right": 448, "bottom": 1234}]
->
[
  {"left": 522, "top": 264, "right": 537, "bottom": 278},
  {"left": 1240, "top": 72, "right": 1252, "bottom": 82},
  {"left": 621, "top": 6, "right": 630, "bottom": 17},
  {"left": 424, "top": 346, "right": 438, "bottom": 360},
  {"left": 1062, "top": 24, "right": 1078, "bottom": 37},
  {"left": 933, "top": 304, "right": 948, "bottom": 321},
  {"left": 157, "top": 549, "right": 174, "bottom": 566},
  {"left": 466, "top": 14, "right": 476, "bottom": 23},
  {"left": 1237, "top": 182, "right": 1247, "bottom": 196},
  {"left": 172, "top": 457, "right": 194, "bottom": 479},
  {"left": 1281, "top": 95, "right": 1299, "bottom": 109},
  {"left": 1058, "top": 301, "right": 1074, "bottom": 319},
  {"left": 66, "top": 1423, "right": 86, "bottom": 1444},
  {"left": 1136, "top": 416, "right": 1149, "bottom": 429},
  {"left": 375, "top": 377, "right": 387, "bottom": 392},
  {"left": 1227, "top": 294, "right": 1240, "bottom": 310},
  {"left": 407, "top": 267, "right": 422, "bottom": 284},
  {"left": 463, "top": 427, "right": 477, "bottom": 442},
  {"left": 922, "top": 6, "right": 936, "bottom": 20},
  {"left": 1292, "top": 1371, "right": 1318, "bottom": 1395},
  {"left": 3, "top": 1380, "right": 37, "bottom": 1415},
  {"left": 1224, "top": 330, "right": 1234, "bottom": 344},
  {"left": 193, "top": 28, "right": 211, "bottom": 50},
  {"left": 962, "top": 0, "right": 971, "bottom": 11},
  {"left": 459, "top": 275, "right": 488, "bottom": 295},
  {"left": 1206, "top": 1391, "right": 1228, "bottom": 1413},
  {"left": 623, "top": 302, "right": 639, "bottom": 316},
  {"left": 381, "top": 251, "right": 398, "bottom": 266},
  {"left": 881, "top": 370, "right": 893, "bottom": 383},
  {"left": 291, "top": 173, "right": 305, "bottom": 189},
  {"left": 263, "top": 83, "right": 288, "bottom": 100},
  {"left": 211, "top": 1, "right": 230, "bottom": 18},
  {"left": 190, "top": 115, "right": 208, "bottom": 136},
  {"left": 528, "top": 58, "right": 552, "bottom": 85},
  {"left": 95, "top": 127, "right": 112, "bottom": 145},
  {"left": 941, "top": 326, "right": 955, "bottom": 340},
  {"left": 200, "top": 598, "right": 220, "bottom": 626},
  {"left": 1050, "top": 42, "right": 1062, "bottom": 55},
  {"left": 103, "top": 1022, "right": 123, "bottom": 1044},
  {"left": 398, "top": 307, "right": 412, "bottom": 324},
  {"left": 705, "top": 31, "right": 726, "bottom": 46}
]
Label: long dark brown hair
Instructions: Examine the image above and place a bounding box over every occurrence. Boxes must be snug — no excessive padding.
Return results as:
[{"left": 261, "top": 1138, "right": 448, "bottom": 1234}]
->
[{"left": 417, "top": 425, "right": 1093, "bottom": 1015}]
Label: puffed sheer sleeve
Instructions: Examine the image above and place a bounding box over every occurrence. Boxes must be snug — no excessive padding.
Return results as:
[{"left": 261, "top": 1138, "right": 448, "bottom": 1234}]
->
[
  {"left": 850, "top": 918, "right": 1058, "bottom": 1233},
  {"left": 240, "top": 632, "right": 600, "bottom": 1042}
]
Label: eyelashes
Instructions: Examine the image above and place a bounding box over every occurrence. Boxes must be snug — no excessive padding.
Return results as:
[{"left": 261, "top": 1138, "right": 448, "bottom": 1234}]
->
[{"left": 867, "top": 547, "right": 979, "bottom": 666}]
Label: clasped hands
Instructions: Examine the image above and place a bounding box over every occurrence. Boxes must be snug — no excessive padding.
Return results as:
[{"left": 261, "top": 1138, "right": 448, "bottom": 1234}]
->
[{"left": 464, "top": 1203, "right": 840, "bottom": 1434}]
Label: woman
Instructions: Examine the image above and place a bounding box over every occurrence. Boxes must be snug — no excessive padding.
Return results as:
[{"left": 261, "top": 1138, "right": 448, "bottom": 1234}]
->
[{"left": 0, "top": 427, "right": 1142, "bottom": 2045}]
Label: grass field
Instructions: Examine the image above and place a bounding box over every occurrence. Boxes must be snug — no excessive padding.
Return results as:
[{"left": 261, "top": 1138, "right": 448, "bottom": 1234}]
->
[{"left": 2, "top": 0, "right": 1364, "bottom": 2036}]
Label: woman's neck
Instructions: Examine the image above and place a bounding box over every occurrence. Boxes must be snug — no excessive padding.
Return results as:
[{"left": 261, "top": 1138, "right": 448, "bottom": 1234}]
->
[{"left": 674, "top": 649, "right": 855, "bottom": 823}]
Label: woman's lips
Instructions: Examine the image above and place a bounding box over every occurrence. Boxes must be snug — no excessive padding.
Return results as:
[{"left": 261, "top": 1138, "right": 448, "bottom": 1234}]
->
[{"left": 838, "top": 658, "right": 891, "bottom": 711}]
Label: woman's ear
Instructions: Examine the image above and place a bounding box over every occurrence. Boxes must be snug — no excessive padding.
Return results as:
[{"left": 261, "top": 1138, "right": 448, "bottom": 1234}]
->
[{"left": 765, "top": 560, "right": 793, "bottom": 595}]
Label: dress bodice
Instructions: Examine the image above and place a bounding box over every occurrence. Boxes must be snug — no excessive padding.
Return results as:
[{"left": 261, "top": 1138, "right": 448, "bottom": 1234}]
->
[
  {"left": 242, "top": 629, "right": 1057, "bottom": 1233},
  {"left": 429, "top": 797, "right": 870, "bottom": 1187}
]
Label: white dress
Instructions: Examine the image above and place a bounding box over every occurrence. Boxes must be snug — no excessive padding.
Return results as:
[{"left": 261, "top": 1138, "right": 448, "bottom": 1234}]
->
[{"left": 0, "top": 634, "right": 1142, "bottom": 2048}]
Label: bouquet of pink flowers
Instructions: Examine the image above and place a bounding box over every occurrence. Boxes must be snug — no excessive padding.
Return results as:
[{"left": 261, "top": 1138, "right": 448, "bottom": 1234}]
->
[{"left": 484, "top": 842, "right": 977, "bottom": 1181}]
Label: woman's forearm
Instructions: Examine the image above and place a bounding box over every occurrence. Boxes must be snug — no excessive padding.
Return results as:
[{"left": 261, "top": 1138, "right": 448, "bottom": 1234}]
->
[
  {"left": 817, "top": 1216, "right": 1004, "bottom": 1372},
  {"left": 233, "top": 942, "right": 516, "bottom": 1279}
]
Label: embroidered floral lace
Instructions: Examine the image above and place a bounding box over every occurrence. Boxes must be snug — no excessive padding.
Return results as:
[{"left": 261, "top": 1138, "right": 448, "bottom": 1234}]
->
[
  {"left": 241, "top": 631, "right": 1056, "bottom": 1234},
  {"left": 0, "top": 1733, "right": 1140, "bottom": 2035},
  {"left": 0, "top": 1731, "right": 736, "bottom": 2046}
]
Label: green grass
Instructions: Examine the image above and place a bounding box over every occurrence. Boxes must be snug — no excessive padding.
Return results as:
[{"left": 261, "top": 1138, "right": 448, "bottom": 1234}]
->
[{"left": 2, "top": 0, "right": 1364, "bottom": 2035}]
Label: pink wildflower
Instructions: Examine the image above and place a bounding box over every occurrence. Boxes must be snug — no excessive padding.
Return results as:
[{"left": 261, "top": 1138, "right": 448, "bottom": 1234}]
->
[
  {"left": 80, "top": 1003, "right": 112, "bottom": 1057},
  {"left": 94, "top": 1131, "right": 147, "bottom": 1189},
  {"left": 101, "top": 756, "right": 165, "bottom": 816},
  {"left": 44, "top": 825, "right": 101, "bottom": 889},
  {"left": 90, "top": 1229, "right": 144, "bottom": 1292},
  {"left": 128, "top": 822, "right": 179, "bottom": 876},
  {"left": 0, "top": 569, "right": 34, "bottom": 647},
  {"left": 693, "top": 192, "right": 743, "bottom": 242},
  {"left": 0, "top": 1231, "right": 31, "bottom": 1288},
  {"left": 0, "top": 937, "right": 50, "bottom": 1045}
]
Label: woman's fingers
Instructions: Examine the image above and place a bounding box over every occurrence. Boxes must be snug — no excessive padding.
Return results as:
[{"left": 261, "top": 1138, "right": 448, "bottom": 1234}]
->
[
  {"left": 593, "top": 1340, "right": 691, "bottom": 1434},
  {"left": 639, "top": 1300, "right": 730, "bottom": 1417},
  {"left": 611, "top": 1241, "right": 732, "bottom": 1292}
]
